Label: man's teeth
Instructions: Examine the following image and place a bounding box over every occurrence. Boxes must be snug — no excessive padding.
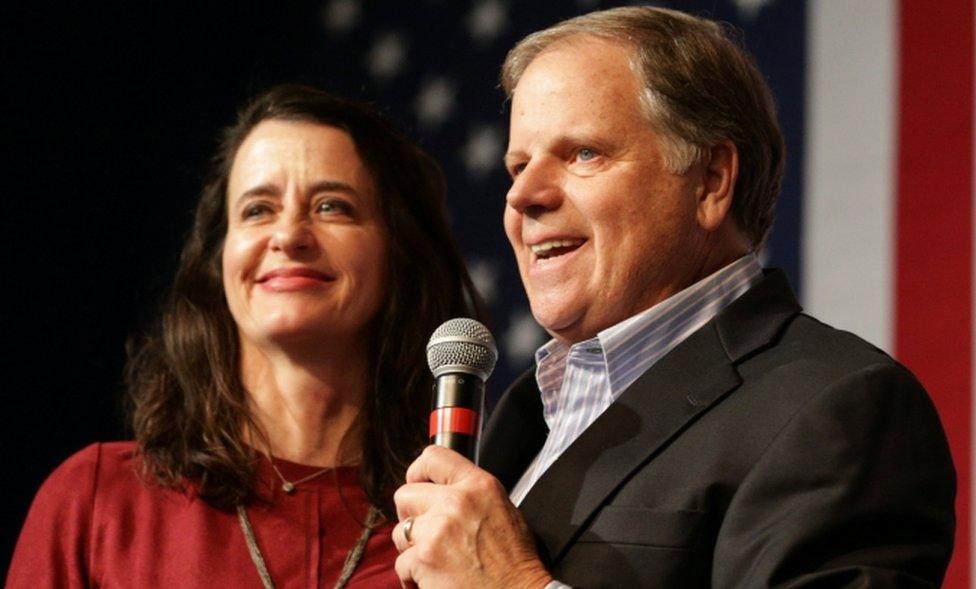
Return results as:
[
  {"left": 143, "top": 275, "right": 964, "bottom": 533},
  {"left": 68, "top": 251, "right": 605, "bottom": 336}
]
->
[{"left": 531, "top": 239, "right": 584, "bottom": 256}]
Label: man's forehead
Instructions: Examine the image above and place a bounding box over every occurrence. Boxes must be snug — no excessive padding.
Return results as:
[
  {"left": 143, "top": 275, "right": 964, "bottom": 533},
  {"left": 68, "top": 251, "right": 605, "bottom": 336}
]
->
[
  {"left": 506, "top": 43, "right": 647, "bottom": 141},
  {"left": 511, "top": 38, "right": 640, "bottom": 102}
]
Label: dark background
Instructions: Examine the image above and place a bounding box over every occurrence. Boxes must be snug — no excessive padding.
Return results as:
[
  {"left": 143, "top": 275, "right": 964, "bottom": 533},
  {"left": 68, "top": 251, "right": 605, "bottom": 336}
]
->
[{"left": 3, "top": 0, "right": 803, "bottom": 571}]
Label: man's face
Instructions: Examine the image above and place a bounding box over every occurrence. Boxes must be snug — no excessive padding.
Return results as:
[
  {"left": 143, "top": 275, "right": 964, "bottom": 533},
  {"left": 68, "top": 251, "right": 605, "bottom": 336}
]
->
[{"left": 504, "top": 37, "right": 709, "bottom": 344}]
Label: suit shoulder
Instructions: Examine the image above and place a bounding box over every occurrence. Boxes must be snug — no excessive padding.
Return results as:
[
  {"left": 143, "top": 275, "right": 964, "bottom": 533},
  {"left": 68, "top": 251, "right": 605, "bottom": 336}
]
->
[
  {"left": 791, "top": 312, "right": 888, "bottom": 352},
  {"left": 733, "top": 312, "right": 936, "bottom": 429},
  {"left": 762, "top": 311, "right": 902, "bottom": 374}
]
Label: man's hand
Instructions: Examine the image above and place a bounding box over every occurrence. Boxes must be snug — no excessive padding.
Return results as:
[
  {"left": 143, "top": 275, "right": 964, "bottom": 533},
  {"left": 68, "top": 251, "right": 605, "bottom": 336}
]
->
[{"left": 392, "top": 445, "right": 554, "bottom": 588}]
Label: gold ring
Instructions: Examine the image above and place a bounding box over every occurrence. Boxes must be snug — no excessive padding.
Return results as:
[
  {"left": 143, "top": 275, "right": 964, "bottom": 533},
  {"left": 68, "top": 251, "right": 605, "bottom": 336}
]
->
[{"left": 403, "top": 516, "right": 415, "bottom": 544}]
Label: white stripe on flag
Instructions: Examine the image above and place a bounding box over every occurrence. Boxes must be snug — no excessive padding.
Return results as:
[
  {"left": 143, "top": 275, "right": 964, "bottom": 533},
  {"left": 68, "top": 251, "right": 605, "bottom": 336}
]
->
[{"left": 802, "top": 0, "right": 896, "bottom": 352}]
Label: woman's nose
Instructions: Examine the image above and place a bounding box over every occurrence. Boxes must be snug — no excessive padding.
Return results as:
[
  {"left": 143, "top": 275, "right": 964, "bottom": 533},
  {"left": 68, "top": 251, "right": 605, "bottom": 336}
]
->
[
  {"left": 269, "top": 215, "right": 315, "bottom": 255},
  {"left": 505, "top": 160, "right": 563, "bottom": 216}
]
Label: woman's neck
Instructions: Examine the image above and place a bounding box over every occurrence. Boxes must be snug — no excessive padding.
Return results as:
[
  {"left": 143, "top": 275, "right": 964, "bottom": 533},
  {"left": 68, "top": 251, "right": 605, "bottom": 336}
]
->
[{"left": 239, "top": 340, "right": 369, "bottom": 467}]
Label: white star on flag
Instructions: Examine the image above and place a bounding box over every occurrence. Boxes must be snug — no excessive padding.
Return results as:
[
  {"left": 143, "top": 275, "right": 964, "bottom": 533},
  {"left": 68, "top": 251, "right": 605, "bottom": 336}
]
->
[
  {"left": 414, "top": 77, "right": 458, "bottom": 129},
  {"left": 462, "top": 125, "right": 504, "bottom": 178},
  {"left": 468, "top": 0, "right": 508, "bottom": 45},
  {"left": 467, "top": 257, "right": 500, "bottom": 305},
  {"left": 503, "top": 309, "right": 548, "bottom": 366},
  {"left": 732, "top": 0, "right": 773, "bottom": 21},
  {"left": 366, "top": 32, "right": 407, "bottom": 80},
  {"left": 321, "top": 0, "right": 361, "bottom": 35}
]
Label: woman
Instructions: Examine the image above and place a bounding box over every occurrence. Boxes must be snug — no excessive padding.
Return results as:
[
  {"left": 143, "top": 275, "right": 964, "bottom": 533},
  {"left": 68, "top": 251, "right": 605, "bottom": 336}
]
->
[{"left": 7, "top": 85, "right": 482, "bottom": 587}]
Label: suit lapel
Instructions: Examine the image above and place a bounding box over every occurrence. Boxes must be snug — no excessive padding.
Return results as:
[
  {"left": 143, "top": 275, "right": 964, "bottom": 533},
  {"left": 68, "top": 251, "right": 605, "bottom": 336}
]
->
[
  {"left": 517, "top": 270, "right": 801, "bottom": 564},
  {"left": 480, "top": 369, "right": 548, "bottom": 490},
  {"left": 517, "top": 322, "right": 740, "bottom": 563}
]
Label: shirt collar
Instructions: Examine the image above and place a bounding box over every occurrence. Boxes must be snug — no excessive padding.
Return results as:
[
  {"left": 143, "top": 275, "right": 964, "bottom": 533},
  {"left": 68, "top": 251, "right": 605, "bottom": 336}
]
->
[{"left": 534, "top": 254, "right": 763, "bottom": 399}]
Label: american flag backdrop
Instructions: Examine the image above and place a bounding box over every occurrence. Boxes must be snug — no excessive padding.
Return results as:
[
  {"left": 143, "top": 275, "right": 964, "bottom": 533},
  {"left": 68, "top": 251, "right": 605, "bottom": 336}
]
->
[
  {"left": 4, "top": 0, "right": 973, "bottom": 584},
  {"left": 311, "top": 0, "right": 972, "bottom": 584},
  {"left": 310, "top": 0, "right": 807, "bottom": 397}
]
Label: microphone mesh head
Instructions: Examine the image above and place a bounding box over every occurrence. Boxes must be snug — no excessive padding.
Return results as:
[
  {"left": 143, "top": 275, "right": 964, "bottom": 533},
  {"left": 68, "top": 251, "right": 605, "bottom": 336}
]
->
[{"left": 426, "top": 318, "right": 498, "bottom": 380}]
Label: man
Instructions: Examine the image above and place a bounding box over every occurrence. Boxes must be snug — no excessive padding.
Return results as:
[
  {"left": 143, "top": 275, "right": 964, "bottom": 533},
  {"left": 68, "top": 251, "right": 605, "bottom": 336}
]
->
[{"left": 393, "top": 7, "right": 955, "bottom": 587}]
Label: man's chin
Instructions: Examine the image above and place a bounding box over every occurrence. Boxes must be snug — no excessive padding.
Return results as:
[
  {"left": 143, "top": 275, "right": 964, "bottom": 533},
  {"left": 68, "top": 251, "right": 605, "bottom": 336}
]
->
[{"left": 531, "top": 306, "right": 590, "bottom": 345}]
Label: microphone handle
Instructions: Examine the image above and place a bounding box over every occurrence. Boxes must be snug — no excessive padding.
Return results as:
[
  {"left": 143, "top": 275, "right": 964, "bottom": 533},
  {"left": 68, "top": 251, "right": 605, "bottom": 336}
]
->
[{"left": 429, "top": 373, "right": 485, "bottom": 463}]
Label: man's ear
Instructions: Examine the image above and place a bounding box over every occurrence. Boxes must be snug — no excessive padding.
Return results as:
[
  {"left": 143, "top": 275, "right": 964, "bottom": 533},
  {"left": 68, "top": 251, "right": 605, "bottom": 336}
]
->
[{"left": 696, "top": 140, "right": 739, "bottom": 232}]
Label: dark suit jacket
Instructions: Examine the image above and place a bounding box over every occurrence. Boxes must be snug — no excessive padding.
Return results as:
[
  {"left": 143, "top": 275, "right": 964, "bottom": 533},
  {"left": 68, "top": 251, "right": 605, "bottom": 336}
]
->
[{"left": 481, "top": 270, "right": 955, "bottom": 588}]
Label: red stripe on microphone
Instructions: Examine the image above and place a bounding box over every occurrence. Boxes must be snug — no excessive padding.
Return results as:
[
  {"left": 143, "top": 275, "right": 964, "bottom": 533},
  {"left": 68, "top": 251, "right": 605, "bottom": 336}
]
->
[
  {"left": 429, "top": 407, "right": 478, "bottom": 437},
  {"left": 896, "top": 0, "right": 974, "bottom": 586}
]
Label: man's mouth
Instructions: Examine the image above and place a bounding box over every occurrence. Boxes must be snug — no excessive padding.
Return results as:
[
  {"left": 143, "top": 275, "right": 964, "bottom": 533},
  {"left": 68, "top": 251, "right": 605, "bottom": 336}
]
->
[{"left": 530, "top": 238, "right": 585, "bottom": 260}]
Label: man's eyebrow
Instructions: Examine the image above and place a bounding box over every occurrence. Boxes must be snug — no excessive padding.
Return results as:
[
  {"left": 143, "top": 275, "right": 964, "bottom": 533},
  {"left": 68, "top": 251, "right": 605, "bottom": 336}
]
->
[
  {"left": 503, "top": 134, "right": 608, "bottom": 166},
  {"left": 503, "top": 151, "right": 527, "bottom": 166}
]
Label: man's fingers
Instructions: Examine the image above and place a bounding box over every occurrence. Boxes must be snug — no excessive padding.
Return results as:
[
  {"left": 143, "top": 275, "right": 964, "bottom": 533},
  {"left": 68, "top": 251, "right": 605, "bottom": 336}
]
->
[
  {"left": 392, "top": 514, "right": 420, "bottom": 553},
  {"left": 390, "top": 450, "right": 548, "bottom": 588},
  {"left": 405, "top": 444, "right": 475, "bottom": 485},
  {"left": 394, "top": 481, "right": 442, "bottom": 521},
  {"left": 394, "top": 551, "right": 418, "bottom": 589}
]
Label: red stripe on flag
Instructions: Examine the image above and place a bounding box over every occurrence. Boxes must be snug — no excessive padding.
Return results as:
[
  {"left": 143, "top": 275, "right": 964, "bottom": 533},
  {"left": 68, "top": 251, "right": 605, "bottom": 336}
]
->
[{"left": 896, "top": 1, "right": 974, "bottom": 587}]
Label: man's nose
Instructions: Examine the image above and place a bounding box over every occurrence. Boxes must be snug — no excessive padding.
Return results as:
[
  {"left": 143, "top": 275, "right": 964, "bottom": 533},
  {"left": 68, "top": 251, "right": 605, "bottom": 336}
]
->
[{"left": 505, "top": 160, "right": 563, "bottom": 215}]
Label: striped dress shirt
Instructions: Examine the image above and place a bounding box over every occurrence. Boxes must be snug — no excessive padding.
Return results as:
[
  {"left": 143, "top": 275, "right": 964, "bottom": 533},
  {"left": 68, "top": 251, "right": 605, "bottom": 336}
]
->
[{"left": 509, "top": 254, "right": 763, "bottom": 506}]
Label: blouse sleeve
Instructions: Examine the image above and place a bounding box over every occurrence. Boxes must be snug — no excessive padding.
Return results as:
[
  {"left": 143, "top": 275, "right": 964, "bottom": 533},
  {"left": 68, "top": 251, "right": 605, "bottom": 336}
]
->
[{"left": 5, "top": 443, "right": 101, "bottom": 588}]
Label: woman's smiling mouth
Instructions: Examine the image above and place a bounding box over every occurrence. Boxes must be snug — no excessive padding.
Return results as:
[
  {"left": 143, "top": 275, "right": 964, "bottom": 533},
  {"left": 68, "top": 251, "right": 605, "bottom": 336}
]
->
[{"left": 256, "top": 267, "right": 335, "bottom": 291}]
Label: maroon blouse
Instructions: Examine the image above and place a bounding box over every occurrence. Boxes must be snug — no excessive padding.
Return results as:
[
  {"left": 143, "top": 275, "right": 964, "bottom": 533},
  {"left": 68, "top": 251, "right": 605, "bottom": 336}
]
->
[{"left": 6, "top": 442, "right": 401, "bottom": 588}]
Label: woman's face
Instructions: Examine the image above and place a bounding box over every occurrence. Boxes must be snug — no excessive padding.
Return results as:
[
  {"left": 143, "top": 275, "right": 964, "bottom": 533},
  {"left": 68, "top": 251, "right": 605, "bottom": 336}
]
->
[{"left": 222, "top": 119, "right": 388, "bottom": 351}]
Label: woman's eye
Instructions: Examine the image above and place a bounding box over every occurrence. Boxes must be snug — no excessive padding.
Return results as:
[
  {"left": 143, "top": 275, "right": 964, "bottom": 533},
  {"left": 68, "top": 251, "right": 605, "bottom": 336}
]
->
[
  {"left": 316, "top": 200, "right": 352, "bottom": 215},
  {"left": 242, "top": 203, "right": 271, "bottom": 219}
]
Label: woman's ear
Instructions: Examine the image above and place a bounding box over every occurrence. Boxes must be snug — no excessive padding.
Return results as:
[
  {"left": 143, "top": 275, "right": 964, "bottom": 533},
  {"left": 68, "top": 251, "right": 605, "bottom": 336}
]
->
[{"left": 696, "top": 140, "right": 739, "bottom": 232}]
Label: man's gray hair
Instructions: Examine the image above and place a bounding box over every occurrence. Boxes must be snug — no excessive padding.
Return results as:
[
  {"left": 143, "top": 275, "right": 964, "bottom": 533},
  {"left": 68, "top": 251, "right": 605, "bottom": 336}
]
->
[{"left": 501, "top": 7, "right": 785, "bottom": 249}]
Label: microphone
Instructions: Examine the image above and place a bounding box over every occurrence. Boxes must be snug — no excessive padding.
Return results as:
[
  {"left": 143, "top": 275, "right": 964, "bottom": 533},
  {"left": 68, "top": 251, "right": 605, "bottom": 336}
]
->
[{"left": 426, "top": 318, "right": 498, "bottom": 463}]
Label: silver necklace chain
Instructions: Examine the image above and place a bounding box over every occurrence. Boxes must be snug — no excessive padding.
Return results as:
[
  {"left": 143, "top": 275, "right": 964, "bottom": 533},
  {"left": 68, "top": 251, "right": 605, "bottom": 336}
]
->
[
  {"left": 237, "top": 503, "right": 382, "bottom": 589},
  {"left": 268, "top": 459, "right": 333, "bottom": 494}
]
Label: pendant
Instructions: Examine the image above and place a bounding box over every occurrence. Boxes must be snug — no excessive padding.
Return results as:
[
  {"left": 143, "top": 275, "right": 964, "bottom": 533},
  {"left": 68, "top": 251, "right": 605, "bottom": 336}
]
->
[{"left": 282, "top": 481, "right": 296, "bottom": 494}]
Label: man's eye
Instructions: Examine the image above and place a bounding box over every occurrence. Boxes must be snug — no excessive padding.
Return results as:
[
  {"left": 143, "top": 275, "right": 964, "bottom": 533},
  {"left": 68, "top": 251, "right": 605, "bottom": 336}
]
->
[
  {"left": 509, "top": 163, "right": 527, "bottom": 178},
  {"left": 577, "top": 148, "right": 597, "bottom": 162}
]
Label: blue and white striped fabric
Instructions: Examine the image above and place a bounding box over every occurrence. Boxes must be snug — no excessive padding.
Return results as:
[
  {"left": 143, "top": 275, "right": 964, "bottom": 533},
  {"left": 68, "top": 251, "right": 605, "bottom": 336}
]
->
[{"left": 509, "top": 255, "right": 763, "bottom": 506}]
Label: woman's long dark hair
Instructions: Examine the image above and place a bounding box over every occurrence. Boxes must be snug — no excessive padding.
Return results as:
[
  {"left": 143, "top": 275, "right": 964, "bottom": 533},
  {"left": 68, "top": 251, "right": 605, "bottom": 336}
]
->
[{"left": 127, "top": 84, "right": 484, "bottom": 515}]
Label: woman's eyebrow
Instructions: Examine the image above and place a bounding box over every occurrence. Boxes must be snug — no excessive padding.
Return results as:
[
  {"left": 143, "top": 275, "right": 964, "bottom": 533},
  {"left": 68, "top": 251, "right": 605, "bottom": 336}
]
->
[
  {"left": 234, "top": 180, "right": 360, "bottom": 206},
  {"left": 308, "top": 180, "right": 359, "bottom": 196},
  {"left": 236, "top": 183, "right": 279, "bottom": 204}
]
